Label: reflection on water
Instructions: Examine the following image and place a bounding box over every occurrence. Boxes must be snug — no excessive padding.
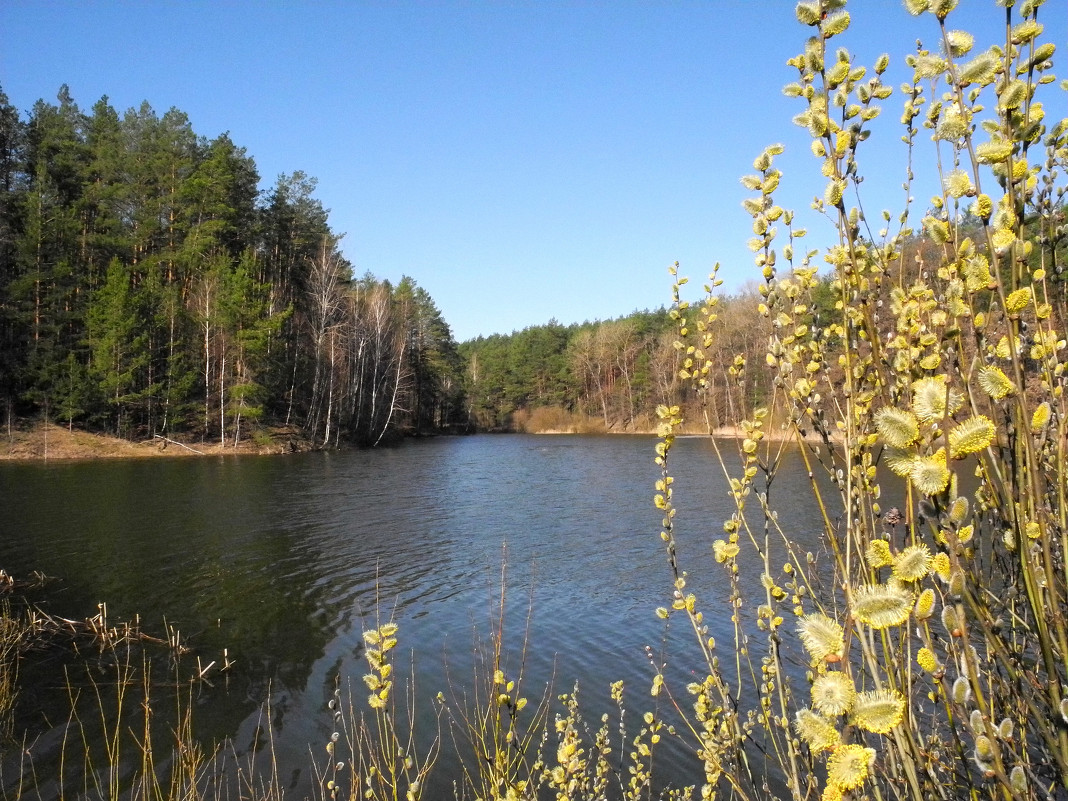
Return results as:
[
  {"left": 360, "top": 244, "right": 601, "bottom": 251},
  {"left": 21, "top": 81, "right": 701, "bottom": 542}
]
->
[{"left": 0, "top": 435, "right": 836, "bottom": 797}]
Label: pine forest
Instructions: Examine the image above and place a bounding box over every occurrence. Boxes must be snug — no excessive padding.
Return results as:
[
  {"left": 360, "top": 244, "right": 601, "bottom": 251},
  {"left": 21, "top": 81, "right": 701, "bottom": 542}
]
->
[{"left": 0, "top": 86, "right": 467, "bottom": 448}]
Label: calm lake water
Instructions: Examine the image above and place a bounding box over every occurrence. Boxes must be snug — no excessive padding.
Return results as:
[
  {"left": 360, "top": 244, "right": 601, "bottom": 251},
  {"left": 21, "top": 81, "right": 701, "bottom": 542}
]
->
[{"left": 0, "top": 434, "right": 836, "bottom": 798}]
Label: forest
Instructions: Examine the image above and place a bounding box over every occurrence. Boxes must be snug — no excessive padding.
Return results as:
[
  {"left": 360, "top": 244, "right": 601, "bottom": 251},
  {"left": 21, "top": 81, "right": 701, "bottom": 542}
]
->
[
  {"left": 2, "top": 85, "right": 1065, "bottom": 446},
  {"left": 0, "top": 85, "right": 467, "bottom": 447},
  {"left": 0, "top": 82, "right": 775, "bottom": 444},
  {"left": 459, "top": 300, "right": 779, "bottom": 433}
]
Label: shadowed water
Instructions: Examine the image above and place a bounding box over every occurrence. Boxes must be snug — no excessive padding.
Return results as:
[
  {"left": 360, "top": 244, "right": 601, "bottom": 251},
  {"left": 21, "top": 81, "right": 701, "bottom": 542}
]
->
[{"left": 0, "top": 434, "right": 834, "bottom": 798}]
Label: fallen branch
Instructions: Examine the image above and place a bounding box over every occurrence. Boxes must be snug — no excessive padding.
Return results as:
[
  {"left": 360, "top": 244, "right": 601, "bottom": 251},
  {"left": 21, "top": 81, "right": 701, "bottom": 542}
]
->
[{"left": 152, "top": 435, "right": 205, "bottom": 455}]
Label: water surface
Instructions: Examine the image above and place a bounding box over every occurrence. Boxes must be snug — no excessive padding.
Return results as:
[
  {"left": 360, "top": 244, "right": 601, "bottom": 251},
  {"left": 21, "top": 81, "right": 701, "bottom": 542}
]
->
[{"left": 0, "top": 434, "right": 833, "bottom": 797}]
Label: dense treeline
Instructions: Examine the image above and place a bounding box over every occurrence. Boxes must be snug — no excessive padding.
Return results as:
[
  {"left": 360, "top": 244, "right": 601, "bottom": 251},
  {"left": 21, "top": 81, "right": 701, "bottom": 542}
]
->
[
  {"left": 5, "top": 85, "right": 1062, "bottom": 444},
  {"left": 458, "top": 297, "right": 788, "bottom": 432},
  {"left": 459, "top": 210, "right": 1068, "bottom": 433},
  {"left": 0, "top": 85, "right": 467, "bottom": 446}
]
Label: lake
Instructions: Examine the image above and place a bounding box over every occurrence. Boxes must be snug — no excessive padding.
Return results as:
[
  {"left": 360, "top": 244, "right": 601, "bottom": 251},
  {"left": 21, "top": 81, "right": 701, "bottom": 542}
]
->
[{"left": 0, "top": 434, "right": 834, "bottom": 798}]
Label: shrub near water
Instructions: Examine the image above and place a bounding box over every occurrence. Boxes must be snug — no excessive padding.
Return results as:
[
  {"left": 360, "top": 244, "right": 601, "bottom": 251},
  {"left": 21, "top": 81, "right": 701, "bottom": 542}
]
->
[{"left": 655, "top": 0, "right": 1068, "bottom": 799}]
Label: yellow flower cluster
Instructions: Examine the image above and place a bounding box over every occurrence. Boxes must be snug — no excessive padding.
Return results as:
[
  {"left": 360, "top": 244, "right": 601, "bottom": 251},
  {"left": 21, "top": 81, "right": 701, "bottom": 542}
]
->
[{"left": 362, "top": 622, "right": 399, "bottom": 710}]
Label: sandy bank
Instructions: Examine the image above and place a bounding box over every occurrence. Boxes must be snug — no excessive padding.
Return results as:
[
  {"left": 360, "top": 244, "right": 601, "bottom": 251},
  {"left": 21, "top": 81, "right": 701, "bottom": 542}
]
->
[{"left": 0, "top": 423, "right": 313, "bottom": 462}]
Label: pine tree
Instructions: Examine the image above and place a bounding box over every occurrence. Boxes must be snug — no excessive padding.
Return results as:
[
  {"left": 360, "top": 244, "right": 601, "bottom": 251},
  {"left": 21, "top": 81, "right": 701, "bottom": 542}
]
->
[
  {"left": 14, "top": 88, "right": 90, "bottom": 420},
  {"left": 0, "top": 86, "right": 27, "bottom": 427}
]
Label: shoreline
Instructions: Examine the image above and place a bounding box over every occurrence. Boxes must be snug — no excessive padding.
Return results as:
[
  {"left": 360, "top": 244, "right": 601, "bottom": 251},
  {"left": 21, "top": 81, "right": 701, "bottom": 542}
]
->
[
  {"left": 0, "top": 421, "right": 832, "bottom": 463},
  {"left": 533, "top": 423, "right": 830, "bottom": 442},
  {"left": 0, "top": 422, "right": 318, "bottom": 462}
]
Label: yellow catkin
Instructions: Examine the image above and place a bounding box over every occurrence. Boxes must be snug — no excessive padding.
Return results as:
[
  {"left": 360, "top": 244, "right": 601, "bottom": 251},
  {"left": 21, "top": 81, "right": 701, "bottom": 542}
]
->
[
  {"left": 827, "top": 744, "right": 875, "bottom": 790},
  {"left": 798, "top": 614, "right": 845, "bottom": 662},
  {"left": 812, "top": 672, "right": 856, "bottom": 716},
  {"left": 917, "top": 647, "right": 938, "bottom": 672}
]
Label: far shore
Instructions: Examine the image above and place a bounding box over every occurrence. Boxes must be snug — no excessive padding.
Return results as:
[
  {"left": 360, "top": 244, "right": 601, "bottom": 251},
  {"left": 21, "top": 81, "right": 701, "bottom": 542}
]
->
[
  {"left": 531, "top": 423, "right": 830, "bottom": 442},
  {"left": 0, "top": 420, "right": 830, "bottom": 463}
]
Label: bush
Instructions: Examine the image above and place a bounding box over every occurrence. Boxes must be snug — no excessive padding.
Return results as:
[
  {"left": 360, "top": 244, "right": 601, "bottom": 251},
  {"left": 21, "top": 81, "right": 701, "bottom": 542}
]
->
[
  {"left": 512, "top": 406, "right": 604, "bottom": 434},
  {"left": 655, "top": 0, "right": 1068, "bottom": 798}
]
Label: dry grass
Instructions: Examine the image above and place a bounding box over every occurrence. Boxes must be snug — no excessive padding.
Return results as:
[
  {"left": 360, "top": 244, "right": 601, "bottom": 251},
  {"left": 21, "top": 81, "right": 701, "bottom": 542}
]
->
[{"left": 0, "top": 423, "right": 314, "bottom": 462}]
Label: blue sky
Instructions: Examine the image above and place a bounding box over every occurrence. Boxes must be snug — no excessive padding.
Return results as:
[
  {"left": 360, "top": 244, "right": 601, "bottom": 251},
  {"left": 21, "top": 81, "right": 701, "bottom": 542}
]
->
[{"left": 2, "top": 2, "right": 1064, "bottom": 341}]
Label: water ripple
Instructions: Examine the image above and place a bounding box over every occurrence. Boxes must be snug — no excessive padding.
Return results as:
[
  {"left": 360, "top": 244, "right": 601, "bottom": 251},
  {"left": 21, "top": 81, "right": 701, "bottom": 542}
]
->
[{"left": 0, "top": 434, "right": 833, "bottom": 798}]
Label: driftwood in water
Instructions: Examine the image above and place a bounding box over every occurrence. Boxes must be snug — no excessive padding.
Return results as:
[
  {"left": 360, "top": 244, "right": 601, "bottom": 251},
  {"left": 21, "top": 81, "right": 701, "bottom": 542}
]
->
[
  {"left": 152, "top": 434, "right": 205, "bottom": 455},
  {"left": 19, "top": 603, "right": 190, "bottom": 656},
  {"left": 0, "top": 569, "right": 48, "bottom": 595},
  {"left": 3, "top": 575, "right": 236, "bottom": 686}
]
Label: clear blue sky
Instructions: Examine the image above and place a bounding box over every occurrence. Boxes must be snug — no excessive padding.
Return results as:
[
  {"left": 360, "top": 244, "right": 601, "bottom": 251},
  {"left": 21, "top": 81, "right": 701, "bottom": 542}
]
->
[{"left": 2, "top": 2, "right": 1063, "bottom": 341}]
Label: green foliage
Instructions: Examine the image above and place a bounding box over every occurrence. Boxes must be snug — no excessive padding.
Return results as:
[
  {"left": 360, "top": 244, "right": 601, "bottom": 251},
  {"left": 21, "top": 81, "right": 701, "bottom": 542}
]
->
[
  {"left": 0, "top": 86, "right": 465, "bottom": 445},
  {"left": 459, "top": 310, "right": 689, "bottom": 432},
  {"left": 395, "top": 277, "right": 468, "bottom": 435}
]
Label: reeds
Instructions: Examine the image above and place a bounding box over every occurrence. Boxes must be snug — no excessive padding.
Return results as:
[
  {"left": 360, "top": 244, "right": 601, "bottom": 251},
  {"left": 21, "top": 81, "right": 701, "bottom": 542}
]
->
[
  {"left": 0, "top": 602, "right": 23, "bottom": 745},
  {"left": 0, "top": 587, "right": 249, "bottom": 801}
]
